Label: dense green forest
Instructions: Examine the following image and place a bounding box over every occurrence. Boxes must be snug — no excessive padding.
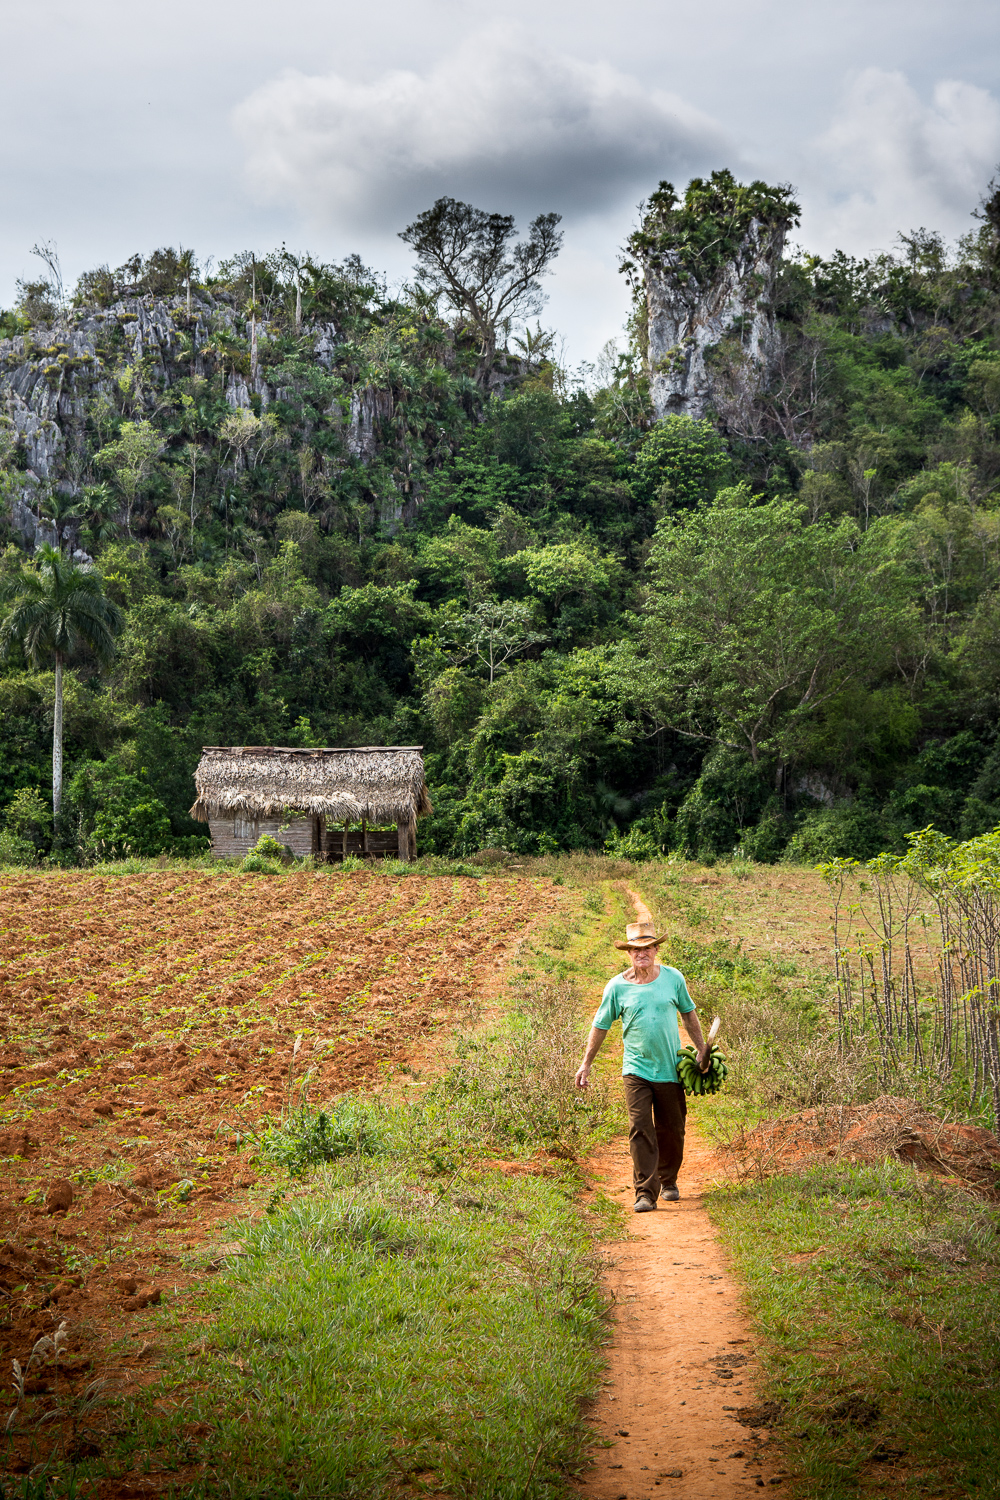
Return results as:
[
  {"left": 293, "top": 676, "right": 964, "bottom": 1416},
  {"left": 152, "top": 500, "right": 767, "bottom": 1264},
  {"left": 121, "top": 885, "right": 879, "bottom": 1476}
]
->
[{"left": 2, "top": 172, "right": 1000, "bottom": 864}]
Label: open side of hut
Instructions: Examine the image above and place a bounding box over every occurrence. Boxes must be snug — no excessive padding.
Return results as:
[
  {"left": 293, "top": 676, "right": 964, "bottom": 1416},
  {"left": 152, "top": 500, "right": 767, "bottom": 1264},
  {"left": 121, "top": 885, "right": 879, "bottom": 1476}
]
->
[{"left": 189, "top": 746, "right": 432, "bottom": 861}]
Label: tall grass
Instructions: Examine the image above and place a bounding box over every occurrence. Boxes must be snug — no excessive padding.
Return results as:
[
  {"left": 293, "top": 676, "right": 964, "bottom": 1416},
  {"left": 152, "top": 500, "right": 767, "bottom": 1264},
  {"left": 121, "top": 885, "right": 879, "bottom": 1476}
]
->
[{"left": 435, "top": 977, "right": 619, "bottom": 1160}]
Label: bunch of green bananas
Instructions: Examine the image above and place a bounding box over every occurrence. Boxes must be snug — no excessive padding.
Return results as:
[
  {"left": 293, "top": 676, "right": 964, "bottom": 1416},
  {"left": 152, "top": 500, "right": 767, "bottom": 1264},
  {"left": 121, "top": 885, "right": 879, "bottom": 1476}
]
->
[{"left": 676, "top": 1043, "right": 728, "bottom": 1096}]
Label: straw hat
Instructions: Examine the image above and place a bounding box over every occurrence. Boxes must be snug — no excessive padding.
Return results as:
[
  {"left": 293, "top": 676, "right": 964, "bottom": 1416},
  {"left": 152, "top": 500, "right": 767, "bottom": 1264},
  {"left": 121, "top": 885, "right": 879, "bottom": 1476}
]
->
[{"left": 614, "top": 901, "right": 664, "bottom": 951}]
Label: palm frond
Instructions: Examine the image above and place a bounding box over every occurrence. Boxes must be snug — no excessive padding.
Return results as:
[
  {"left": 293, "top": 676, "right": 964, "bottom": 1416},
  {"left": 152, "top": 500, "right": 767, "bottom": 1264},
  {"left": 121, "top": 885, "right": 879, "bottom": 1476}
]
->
[{"left": 0, "top": 549, "right": 123, "bottom": 668}]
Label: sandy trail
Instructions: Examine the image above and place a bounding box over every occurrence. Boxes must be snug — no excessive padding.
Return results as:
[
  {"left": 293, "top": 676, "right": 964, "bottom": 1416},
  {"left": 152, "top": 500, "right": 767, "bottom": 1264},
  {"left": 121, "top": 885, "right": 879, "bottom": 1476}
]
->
[{"left": 577, "top": 1122, "right": 782, "bottom": 1499}]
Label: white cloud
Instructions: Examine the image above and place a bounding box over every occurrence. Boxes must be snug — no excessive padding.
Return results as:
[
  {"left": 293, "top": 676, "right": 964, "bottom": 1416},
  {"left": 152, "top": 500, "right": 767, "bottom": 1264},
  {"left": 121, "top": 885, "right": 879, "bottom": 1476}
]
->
[
  {"left": 232, "top": 27, "right": 733, "bottom": 231},
  {"left": 799, "top": 68, "right": 1000, "bottom": 256}
]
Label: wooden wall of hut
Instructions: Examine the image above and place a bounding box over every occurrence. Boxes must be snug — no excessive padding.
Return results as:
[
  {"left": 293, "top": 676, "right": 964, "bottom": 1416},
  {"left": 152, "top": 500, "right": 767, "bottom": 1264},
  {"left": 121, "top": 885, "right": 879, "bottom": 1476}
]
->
[
  {"left": 322, "top": 824, "right": 409, "bottom": 861},
  {"left": 208, "top": 814, "right": 416, "bottom": 862},
  {"left": 397, "top": 812, "right": 417, "bottom": 861},
  {"left": 208, "top": 814, "right": 320, "bottom": 860}
]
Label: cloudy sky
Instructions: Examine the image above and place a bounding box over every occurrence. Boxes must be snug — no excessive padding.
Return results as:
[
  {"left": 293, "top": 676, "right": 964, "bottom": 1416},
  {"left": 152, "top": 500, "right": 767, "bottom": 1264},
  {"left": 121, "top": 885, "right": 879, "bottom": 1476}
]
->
[{"left": 3, "top": 0, "right": 999, "bottom": 362}]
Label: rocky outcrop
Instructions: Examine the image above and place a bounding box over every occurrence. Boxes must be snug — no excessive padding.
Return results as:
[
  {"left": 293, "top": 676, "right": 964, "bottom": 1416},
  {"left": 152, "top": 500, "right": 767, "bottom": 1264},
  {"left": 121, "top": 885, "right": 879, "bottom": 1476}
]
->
[
  {"left": 0, "top": 288, "right": 441, "bottom": 550},
  {"left": 313, "top": 322, "right": 341, "bottom": 369},
  {"left": 2, "top": 322, "right": 108, "bottom": 479},
  {"left": 345, "top": 387, "right": 394, "bottom": 462},
  {"left": 643, "top": 216, "right": 788, "bottom": 422}
]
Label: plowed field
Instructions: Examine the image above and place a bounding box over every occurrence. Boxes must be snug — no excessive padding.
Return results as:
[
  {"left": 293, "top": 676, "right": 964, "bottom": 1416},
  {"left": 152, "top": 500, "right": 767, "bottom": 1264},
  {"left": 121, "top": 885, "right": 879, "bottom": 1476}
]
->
[{"left": 0, "top": 870, "right": 559, "bottom": 1387}]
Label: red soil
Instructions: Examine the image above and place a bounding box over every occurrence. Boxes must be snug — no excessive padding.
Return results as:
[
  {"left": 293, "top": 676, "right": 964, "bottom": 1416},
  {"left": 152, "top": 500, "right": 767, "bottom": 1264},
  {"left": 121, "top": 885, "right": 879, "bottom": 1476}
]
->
[
  {"left": 0, "top": 868, "right": 559, "bottom": 1474},
  {"left": 723, "top": 1096, "right": 1000, "bottom": 1194}
]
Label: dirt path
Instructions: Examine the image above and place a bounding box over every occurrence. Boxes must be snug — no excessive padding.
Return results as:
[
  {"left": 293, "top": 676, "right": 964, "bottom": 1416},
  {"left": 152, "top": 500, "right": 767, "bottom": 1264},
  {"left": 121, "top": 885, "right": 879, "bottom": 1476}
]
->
[{"left": 577, "top": 1122, "right": 782, "bottom": 1499}]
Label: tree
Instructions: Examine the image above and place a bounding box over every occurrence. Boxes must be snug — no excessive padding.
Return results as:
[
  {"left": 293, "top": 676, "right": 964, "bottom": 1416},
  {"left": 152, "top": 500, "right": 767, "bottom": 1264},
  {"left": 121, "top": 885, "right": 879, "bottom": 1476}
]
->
[
  {"left": 449, "top": 600, "right": 547, "bottom": 684},
  {"left": 973, "top": 168, "right": 1000, "bottom": 279},
  {"left": 399, "top": 199, "right": 563, "bottom": 380},
  {"left": 37, "top": 487, "right": 85, "bottom": 551},
  {"left": 631, "top": 415, "right": 732, "bottom": 510},
  {"left": 637, "top": 494, "right": 915, "bottom": 785},
  {"left": 177, "top": 247, "right": 197, "bottom": 316},
  {"left": 0, "top": 546, "right": 124, "bottom": 816},
  {"left": 29, "top": 240, "right": 65, "bottom": 311},
  {"left": 96, "top": 420, "right": 164, "bottom": 536}
]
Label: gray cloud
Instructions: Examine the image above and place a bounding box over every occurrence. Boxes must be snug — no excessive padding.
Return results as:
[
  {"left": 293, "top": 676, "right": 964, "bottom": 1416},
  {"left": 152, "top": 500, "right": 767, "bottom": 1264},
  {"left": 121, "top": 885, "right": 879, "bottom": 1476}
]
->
[
  {"left": 798, "top": 68, "right": 1000, "bottom": 256},
  {"left": 232, "top": 27, "right": 734, "bottom": 230}
]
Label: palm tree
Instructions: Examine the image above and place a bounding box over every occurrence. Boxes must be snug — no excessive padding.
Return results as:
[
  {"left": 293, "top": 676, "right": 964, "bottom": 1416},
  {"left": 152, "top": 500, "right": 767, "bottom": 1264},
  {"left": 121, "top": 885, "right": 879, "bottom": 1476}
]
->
[
  {"left": 0, "top": 546, "right": 124, "bottom": 816},
  {"left": 177, "top": 247, "right": 197, "bottom": 316},
  {"left": 37, "top": 486, "right": 86, "bottom": 551}
]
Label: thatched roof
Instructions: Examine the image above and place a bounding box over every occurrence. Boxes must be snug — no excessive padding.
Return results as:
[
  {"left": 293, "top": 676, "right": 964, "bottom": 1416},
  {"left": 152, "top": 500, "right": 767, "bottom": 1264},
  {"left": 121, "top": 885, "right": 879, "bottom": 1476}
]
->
[{"left": 189, "top": 746, "right": 432, "bottom": 824}]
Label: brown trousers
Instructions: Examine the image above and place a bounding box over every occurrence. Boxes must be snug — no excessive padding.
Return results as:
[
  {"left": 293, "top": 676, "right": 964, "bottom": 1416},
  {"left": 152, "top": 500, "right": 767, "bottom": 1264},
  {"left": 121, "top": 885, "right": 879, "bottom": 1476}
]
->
[{"left": 623, "top": 1075, "right": 687, "bottom": 1202}]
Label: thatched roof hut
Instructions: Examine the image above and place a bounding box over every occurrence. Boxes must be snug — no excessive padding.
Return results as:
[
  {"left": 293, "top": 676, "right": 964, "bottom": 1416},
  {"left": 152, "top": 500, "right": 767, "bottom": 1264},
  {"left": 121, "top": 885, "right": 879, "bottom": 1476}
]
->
[{"left": 190, "top": 746, "right": 431, "bottom": 861}]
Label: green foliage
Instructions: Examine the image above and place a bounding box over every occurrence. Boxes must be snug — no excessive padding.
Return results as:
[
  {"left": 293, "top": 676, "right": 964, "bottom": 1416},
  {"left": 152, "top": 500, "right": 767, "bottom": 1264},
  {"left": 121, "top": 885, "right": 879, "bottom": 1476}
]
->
[
  {"left": 477, "top": 387, "right": 569, "bottom": 469},
  {"left": 240, "top": 833, "right": 290, "bottom": 873},
  {"left": 92, "top": 799, "right": 172, "bottom": 859},
  {"left": 630, "top": 414, "right": 732, "bottom": 510},
  {"left": 784, "top": 804, "right": 893, "bottom": 863},
  {"left": 68, "top": 758, "right": 177, "bottom": 859},
  {"left": 670, "top": 749, "right": 779, "bottom": 859},
  {"left": 603, "top": 823, "right": 661, "bottom": 860},
  {"left": 3, "top": 786, "right": 51, "bottom": 852},
  {"left": 0, "top": 545, "right": 124, "bottom": 672},
  {"left": 625, "top": 169, "right": 800, "bottom": 287},
  {"left": 259, "top": 1097, "right": 384, "bottom": 1175},
  {"left": 959, "top": 738, "right": 1000, "bottom": 835},
  {"left": 0, "top": 826, "right": 36, "bottom": 866},
  {"left": 643, "top": 499, "right": 914, "bottom": 773},
  {"left": 5, "top": 180, "right": 1000, "bottom": 866}
]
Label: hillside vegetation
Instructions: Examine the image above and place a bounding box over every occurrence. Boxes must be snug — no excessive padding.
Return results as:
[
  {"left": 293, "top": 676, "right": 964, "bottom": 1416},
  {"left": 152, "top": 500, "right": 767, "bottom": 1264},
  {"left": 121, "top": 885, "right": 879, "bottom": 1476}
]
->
[{"left": 3, "top": 172, "right": 1000, "bottom": 864}]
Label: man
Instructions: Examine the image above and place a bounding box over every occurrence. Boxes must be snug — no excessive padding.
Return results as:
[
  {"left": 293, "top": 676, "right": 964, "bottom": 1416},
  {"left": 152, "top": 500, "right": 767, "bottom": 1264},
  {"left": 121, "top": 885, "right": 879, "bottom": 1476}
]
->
[{"left": 575, "top": 909, "right": 710, "bottom": 1212}]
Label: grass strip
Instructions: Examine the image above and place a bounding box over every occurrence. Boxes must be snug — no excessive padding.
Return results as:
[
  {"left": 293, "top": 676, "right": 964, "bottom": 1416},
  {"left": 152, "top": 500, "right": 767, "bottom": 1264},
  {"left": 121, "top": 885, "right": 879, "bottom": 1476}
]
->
[
  {"left": 708, "top": 1162, "right": 1000, "bottom": 1499},
  {"left": 120, "top": 1163, "right": 610, "bottom": 1499}
]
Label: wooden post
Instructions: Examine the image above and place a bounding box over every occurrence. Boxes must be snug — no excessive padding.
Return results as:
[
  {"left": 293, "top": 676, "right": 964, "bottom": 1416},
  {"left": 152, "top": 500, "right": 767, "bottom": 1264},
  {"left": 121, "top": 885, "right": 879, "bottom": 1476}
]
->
[
  {"left": 398, "top": 810, "right": 417, "bottom": 862},
  {"left": 362, "top": 818, "right": 368, "bottom": 857},
  {"left": 342, "top": 821, "right": 349, "bottom": 861}
]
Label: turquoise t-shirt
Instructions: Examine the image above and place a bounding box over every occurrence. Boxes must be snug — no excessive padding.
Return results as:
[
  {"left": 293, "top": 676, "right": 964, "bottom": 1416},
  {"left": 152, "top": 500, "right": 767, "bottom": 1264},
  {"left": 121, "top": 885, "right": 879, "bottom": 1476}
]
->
[{"left": 592, "top": 965, "right": 696, "bottom": 1084}]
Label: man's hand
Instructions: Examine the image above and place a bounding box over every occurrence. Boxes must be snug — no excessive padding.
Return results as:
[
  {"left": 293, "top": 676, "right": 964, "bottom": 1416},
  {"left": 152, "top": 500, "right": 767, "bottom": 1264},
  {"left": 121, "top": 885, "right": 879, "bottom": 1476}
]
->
[
  {"left": 575, "top": 1027, "right": 608, "bottom": 1089},
  {"left": 683, "top": 1011, "right": 711, "bottom": 1072}
]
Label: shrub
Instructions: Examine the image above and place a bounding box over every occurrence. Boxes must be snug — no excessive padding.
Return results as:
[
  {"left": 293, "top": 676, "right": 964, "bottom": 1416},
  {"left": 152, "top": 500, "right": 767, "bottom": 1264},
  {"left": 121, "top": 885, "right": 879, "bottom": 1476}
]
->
[
  {"left": 260, "top": 1098, "right": 384, "bottom": 1176},
  {"left": 0, "top": 827, "right": 35, "bottom": 866},
  {"left": 631, "top": 414, "right": 732, "bottom": 510},
  {"left": 240, "top": 833, "right": 291, "bottom": 874},
  {"left": 91, "top": 799, "right": 172, "bottom": 858},
  {"left": 69, "top": 758, "right": 177, "bottom": 859},
  {"left": 735, "top": 807, "right": 788, "bottom": 863},
  {"left": 672, "top": 749, "right": 778, "bottom": 859},
  {"left": 604, "top": 824, "right": 660, "bottom": 860},
  {"left": 4, "top": 787, "right": 52, "bottom": 855},
  {"left": 784, "top": 804, "right": 893, "bottom": 863}
]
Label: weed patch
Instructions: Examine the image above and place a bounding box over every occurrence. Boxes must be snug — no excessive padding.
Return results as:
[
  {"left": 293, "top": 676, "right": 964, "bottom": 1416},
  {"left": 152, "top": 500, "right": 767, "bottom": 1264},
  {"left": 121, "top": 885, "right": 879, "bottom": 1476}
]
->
[{"left": 255, "top": 1095, "right": 386, "bottom": 1176}]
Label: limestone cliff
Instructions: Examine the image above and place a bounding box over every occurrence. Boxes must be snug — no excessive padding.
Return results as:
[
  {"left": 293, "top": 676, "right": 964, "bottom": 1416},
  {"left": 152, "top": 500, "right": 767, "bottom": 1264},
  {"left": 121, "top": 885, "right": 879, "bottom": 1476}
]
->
[
  {"left": 0, "top": 291, "right": 346, "bottom": 547},
  {"left": 626, "top": 171, "right": 799, "bottom": 424}
]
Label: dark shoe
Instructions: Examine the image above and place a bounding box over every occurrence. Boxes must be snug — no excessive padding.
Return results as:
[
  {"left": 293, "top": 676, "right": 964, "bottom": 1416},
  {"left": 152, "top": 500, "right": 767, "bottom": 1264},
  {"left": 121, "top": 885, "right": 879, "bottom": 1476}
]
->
[
  {"left": 633, "top": 1195, "right": 657, "bottom": 1213},
  {"left": 660, "top": 1185, "right": 680, "bottom": 1201}
]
